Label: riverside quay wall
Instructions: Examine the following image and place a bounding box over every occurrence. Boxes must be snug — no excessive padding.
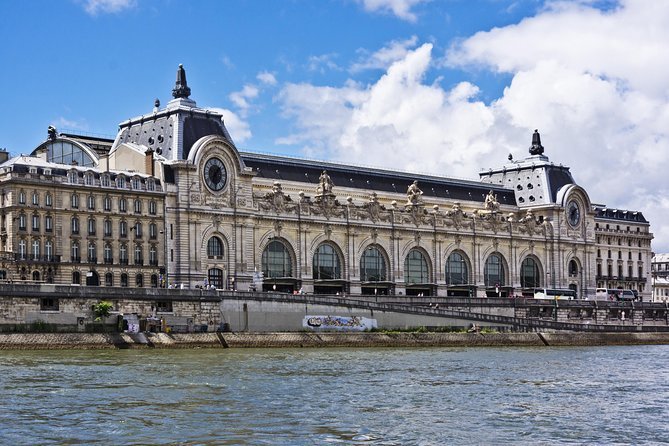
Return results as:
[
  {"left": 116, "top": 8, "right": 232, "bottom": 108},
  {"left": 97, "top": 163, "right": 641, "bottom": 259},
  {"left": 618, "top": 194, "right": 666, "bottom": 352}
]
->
[{"left": 0, "top": 284, "right": 668, "bottom": 333}]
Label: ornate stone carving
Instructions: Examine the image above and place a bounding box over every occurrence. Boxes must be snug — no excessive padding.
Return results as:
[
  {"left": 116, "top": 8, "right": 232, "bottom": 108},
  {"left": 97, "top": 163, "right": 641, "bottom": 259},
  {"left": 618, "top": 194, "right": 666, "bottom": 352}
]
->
[
  {"left": 256, "top": 181, "right": 295, "bottom": 214},
  {"left": 517, "top": 209, "right": 542, "bottom": 234},
  {"left": 446, "top": 202, "right": 471, "bottom": 229},
  {"left": 364, "top": 192, "right": 385, "bottom": 223}
]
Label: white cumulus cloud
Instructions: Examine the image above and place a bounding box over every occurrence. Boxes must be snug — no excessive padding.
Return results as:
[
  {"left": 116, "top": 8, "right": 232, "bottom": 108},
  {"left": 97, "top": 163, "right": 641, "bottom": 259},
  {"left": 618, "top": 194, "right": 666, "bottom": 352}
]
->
[
  {"left": 208, "top": 108, "right": 252, "bottom": 144},
  {"left": 81, "top": 0, "right": 136, "bottom": 15},
  {"left": 356, "top": 0, "right": 427, "bottom": 22},
  {"left": 277, "top": 1, "right": 669, "bottom": 251}
]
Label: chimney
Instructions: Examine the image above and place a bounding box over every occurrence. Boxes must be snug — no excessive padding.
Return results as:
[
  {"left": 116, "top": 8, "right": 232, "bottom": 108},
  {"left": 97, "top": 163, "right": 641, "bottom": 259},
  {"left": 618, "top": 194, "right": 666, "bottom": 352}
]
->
[
  {"left": 99, "top": 153, "right": 109, "bottom": 172},
  {"left": 145, "top": 148, "right": 154, "bottom": 176},
  {"left": 0, "top": 149, "right": 9, "bottom": 164}
]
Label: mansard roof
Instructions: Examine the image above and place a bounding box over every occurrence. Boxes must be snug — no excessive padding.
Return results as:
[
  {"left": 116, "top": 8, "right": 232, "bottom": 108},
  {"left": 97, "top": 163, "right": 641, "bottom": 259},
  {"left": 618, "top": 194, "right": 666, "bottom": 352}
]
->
[
  {"left": 594, "top": 205, "right": 648, "bottom": 224},
  {"left": 240, "top": 152, "right": 517, "bottom": 205}
]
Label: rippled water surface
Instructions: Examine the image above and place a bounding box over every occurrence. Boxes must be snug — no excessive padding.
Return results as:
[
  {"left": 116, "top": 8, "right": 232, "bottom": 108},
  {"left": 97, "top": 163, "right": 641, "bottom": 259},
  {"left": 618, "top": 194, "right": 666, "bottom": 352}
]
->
[{"left": 1, "top": 345, "right": 667, "bottom": 445}]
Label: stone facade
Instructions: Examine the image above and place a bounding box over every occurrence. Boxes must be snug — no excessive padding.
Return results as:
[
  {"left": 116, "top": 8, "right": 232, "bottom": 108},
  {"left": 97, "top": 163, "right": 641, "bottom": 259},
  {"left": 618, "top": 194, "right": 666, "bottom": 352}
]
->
[{"left": 0, "top": 66, "right": 654, "bottom": 301}]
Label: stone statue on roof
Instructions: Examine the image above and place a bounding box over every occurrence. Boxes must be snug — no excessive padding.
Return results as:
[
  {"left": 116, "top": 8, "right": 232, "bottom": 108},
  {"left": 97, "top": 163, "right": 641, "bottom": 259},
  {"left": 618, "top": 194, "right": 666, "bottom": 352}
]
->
[
  {"left": 484, "top": 190, "right": 499, "bottom": 212},
  {"left": 317, "top": 170, "right": 334, "bottom": 196},
  {"left": 406, "top": 180, "right": 423, "bottom": 205}
]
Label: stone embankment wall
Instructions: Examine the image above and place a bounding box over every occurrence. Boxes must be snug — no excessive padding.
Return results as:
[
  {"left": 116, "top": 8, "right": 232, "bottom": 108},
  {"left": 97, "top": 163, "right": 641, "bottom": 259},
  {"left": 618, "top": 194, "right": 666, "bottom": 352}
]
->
[{"left": 1, "top": 332, "right": 668, "bottom": 350}]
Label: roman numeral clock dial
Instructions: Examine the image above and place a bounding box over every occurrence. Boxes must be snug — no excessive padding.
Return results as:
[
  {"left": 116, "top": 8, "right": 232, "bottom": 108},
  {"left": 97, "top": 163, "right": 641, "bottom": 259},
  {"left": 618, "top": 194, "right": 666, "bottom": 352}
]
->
[{"left": 204, "top": 157, "right": 227, "bottom": 192}]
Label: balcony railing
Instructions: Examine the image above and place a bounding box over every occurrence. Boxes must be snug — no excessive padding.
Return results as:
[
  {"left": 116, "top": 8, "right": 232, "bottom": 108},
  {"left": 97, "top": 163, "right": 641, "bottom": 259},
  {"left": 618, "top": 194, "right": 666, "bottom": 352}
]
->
[{"left": 14, "top": 254, "right": 61, "bottom": 263}]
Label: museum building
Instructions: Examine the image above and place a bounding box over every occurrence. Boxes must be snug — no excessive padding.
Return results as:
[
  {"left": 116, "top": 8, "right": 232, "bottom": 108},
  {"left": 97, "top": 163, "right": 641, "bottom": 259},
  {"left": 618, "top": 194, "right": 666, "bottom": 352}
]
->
[{"left": 0, "top": 66, "right": 654, "bottom": 299}]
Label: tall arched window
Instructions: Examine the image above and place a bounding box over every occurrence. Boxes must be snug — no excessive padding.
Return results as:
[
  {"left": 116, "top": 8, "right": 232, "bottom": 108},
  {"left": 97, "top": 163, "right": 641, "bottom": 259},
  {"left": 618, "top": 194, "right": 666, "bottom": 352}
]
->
[
  {"left": 446, "top": 252, "right": 468, "bottom": 285},
  {"left": 104, "top": 243, "right": 113, "bottom": 264},
  {"left": 105, "top": 272, "right": 113, "bottom": 287},
  {"left": 313, "top": 244, "right": 341, "bottom": 280},
  {"left": 134, "top": 244, "right": 143, "bottom": 265},
  {"left": 72, "top": 271, "right": 80, "bottom": 285},
  {"left": 360, "top": 246, "right": 387, "bottom": 282},
  {"left": 521, "top": 257, "right": 541, "bottom": 288},
  {"left": 207, "top": 236, "right": 224, "bottom": 259},
  {"left": 120, "top": 273, "right": 128, "bottom": 287},
  {"left": 262, "top": 240, "right": 292, "bottom": 278},
  {"left": 484, "top": 254, "right": 505, "bottom": 287},
  {"left": 405, "top": 249, "right": 429, "bottom": 284},
  {"left": 569, "top": 259, "right": 579, "bottom": 276},
  {"left": 45, "top": 240, "right": 53, "bottom": 261},
  {"left": 119, "top": 244, "right": 128, "bottom": 264},
  {"left": 136, "top": 274, "right": 143, "bottom": 287}
]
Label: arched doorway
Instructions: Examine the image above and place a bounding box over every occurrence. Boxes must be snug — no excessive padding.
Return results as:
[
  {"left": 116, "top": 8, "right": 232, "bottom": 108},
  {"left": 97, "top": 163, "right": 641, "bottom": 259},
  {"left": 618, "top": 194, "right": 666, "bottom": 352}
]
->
[
  {"left": 313, "top": 242, "right": 345, "bottom": 295},
  {"left": 404, "top": 249, "right": 432, "bottom": 296},
  {"left": 446, "top": 251, "right": 473, "bottom": 297},
  {"left": 86, "top": 270, "right": 100, "bottom": 286},
  {"left": 360, "top": 245, "right": 390, "bottom": 295},
  {"left": 261, "top": 239, "right": 297, "bottom": 293}
]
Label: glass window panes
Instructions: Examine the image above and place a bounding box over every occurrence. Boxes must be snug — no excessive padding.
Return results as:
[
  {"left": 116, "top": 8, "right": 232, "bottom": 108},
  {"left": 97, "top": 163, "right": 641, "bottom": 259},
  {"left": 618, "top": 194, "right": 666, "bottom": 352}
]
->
[
  {"left": 32, "top": 192, "right": 39, "bottom": 205},
  {"left": 521, "top": 257, "right": 540, "bottom": 288},
  {"left": 45, "top": 193, "right": 52, "bottom": 207},
  {"left": 405, "top": 249, "right": 429, "bottom": 284},
  {"left": 484, "top": 254, "right": 504, "bottom": 287},
  {"left": 46, "top": 141, "right": 95, "bottom": 167},
  {"left": 360, "top": 246, "right": 386, "bottom": 282},
  {"left": 19, "top": 191, "right": 26, "bottom": 204},
  {"left": 207, "top": 236, "right": 224, "bottom": 258},
  {"left": 87, "top": 195, "right": 95, "bottom": 210},
  {"left": 446, "top": 252, "right": 468, "bottom": 285},
  {"left": 119, "top": 198, "right": 127, "bottom": 213},
  {"left": 71, "top": 193, "right": 79, "bottom": 208},
  {"left": 313, "top": 244, "right": 340, "bottom": 280},
  {"left": 262, "top": 240, "right": 292, "bottom": 278},
  {"left": 208, "top": 268, "right": 224, "bottom": 289}
]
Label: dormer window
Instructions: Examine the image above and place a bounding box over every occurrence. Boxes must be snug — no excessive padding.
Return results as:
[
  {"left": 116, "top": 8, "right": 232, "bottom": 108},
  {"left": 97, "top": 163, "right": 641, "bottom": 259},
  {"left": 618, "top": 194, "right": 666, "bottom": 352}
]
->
[
  {"left": 132, "top": 177, "right": 141, "bottom": 190},
  {"left": 147, "top": 179, "right": 155, "bottom": 191},
  {"left": 43, "top": 168, "right": 51, "bottom": 176},
  {"left": 68, "top": 171, "right": 78, "bottom": 184},
  {"left": 85, "top": 173, "right": 95, "bottom": 186},
  {"left": 101, "top": 175, "right": 110, "bottom": 187},
  {"left": 117, "top": 176, "right": 126, "bottom": 189},
  {"left": 29, "top": 167, "right": 38, "bottom": 175}
]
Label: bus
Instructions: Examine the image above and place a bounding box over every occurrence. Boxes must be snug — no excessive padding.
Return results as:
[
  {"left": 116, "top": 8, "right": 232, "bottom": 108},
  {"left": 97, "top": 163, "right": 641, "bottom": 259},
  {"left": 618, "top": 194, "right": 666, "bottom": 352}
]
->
[
  {"left": 532, "top": 288, "right": 577, "bottom": 300},
  {"left": 595, "top": 288, "right": 637, "bottom": 301}
]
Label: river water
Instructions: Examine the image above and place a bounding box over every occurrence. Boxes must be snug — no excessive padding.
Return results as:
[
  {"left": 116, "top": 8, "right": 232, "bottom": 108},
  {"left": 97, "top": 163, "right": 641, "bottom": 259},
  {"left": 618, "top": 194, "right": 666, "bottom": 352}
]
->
[{"left": 1, "top": 345, "right": 667, "bottom": 445}]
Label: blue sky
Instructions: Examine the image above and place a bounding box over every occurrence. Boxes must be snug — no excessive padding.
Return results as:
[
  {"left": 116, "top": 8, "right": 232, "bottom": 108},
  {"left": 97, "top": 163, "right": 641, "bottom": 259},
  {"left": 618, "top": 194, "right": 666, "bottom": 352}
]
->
[{"left": 2, "top": 0, "right": 669, "bottom": 251}]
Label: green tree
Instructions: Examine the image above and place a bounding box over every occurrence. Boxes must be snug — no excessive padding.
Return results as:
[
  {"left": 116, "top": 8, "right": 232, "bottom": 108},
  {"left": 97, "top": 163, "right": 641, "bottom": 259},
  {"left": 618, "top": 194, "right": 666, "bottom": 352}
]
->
[{"left": 93, "top": 301, "right": 113, "bottom": 322}]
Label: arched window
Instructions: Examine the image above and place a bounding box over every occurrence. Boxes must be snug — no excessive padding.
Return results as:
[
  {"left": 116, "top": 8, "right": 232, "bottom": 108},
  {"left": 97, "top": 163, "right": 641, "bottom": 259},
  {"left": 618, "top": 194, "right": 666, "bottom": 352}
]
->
[
  {"left": 31, "top": 239, "right": 40, "bottom": 260},
  {"left": 87, "top": 195, "right": 95, "bottom": 210},
  {"left": 45, "top": 192, "right": 52, "bottom": 207},
  {"left": 150, "top": 274, "right": 158, "bottom": 288},
  {"left": 119, "top": 244, "right": 128, "bottom": 264},
  {"left": 45, "top": 240, "right": 53, "bottom": 261},
  {"left": 360, "top": 246, "right": 387, "bottom": 282},
  {"left": 117, "top": 175, "right": 126, "bottom": 189},
  {"left": 71, "top": 216, "right": 79, "bottom": 234},
  {"left": 32, "top": 271, "right": 40, "bottom": 282},
  {"left": 71, "top": 241, "right": 80, "bottom": 262},
  {"left": 262, "top": 240, "right": 293, "bottom": 278},
  {"left": 484, "top": 254, "right": 505, "bottom": 287},
  {"left": 313, "top": 244, "right": 341, "bottom": 280},
  {"left": 134, "top": 244, "right": 143, "bottom": 265},
  {"left": 208, "top": 268, "right": 224, "bottom": 289},
  {"left": 105, "top": 272, "right": 113, "bottom": 287},
  {"left": 149, "top": 245, "right": 158, "bottom": 265},
  {"left": 104, "top": 243, "right": 113, "bottom": 264},
  {"left": 207, "top": 236, "right": 224, "bottom": 258},
  {"left": 569, "top": 259, "right": 579, "bottom": 276},
  {"left": 120, "top": 273, "right": 128, "bottom": 287},
  {"left": 405, "top": 249, "right": 429, "bottom": 284},
  {"left": 446, "top": 252, "right": 468, "bottom": 285},
  {"left": 18, "top": 239, "right": 27, "bottom": 260},
  {"left": 119, "top": 220, "right": 128, "bottom": 237},
  {"left": 134, "top": 199, "right": 142, "bottom": 214},
  {"left": 521, "top": 257, "right": 541, "bottom": 288},
  {"left": 136, "top": 274, "right": 143, "bottom": 287},
  {"left": 104, "top": 218, "right": 112, "bottom": 237},
  {"left": 72, "top": 271, "right": 80, "bottom": 285},
  {"left": 46, "top": 140, "right": 96, "bottom": 167},
  {"left": 88, "top": 217, "right": 96, "bottom": 235},
  {"left": 119, "top": 197, "right": 127, "bottom": 213},
  {"left": 87, "top": 242, "right": 96, "bottom": 262}
]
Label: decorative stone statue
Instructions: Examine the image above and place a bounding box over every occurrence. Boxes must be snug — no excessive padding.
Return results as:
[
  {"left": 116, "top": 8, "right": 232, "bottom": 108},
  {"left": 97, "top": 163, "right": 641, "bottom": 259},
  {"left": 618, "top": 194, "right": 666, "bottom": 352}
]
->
[
  {"left": 484, "top": 190, "right": 499, "bottom": 212},
  {"left": 406, "top": 181, "right": 423, "bottom": 205},
  {"left": 317, "top": 170, "right": 334, "bottom": 195}
]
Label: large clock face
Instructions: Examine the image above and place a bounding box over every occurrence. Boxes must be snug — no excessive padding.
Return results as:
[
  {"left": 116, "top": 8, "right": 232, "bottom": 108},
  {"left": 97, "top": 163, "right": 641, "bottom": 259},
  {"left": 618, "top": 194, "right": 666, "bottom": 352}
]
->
[
  {"left": 204, "top": 157, "right": 227, "bottom": 191},
  {"left": 567, "top": 200, "right": 581, "bottom": 227}
]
